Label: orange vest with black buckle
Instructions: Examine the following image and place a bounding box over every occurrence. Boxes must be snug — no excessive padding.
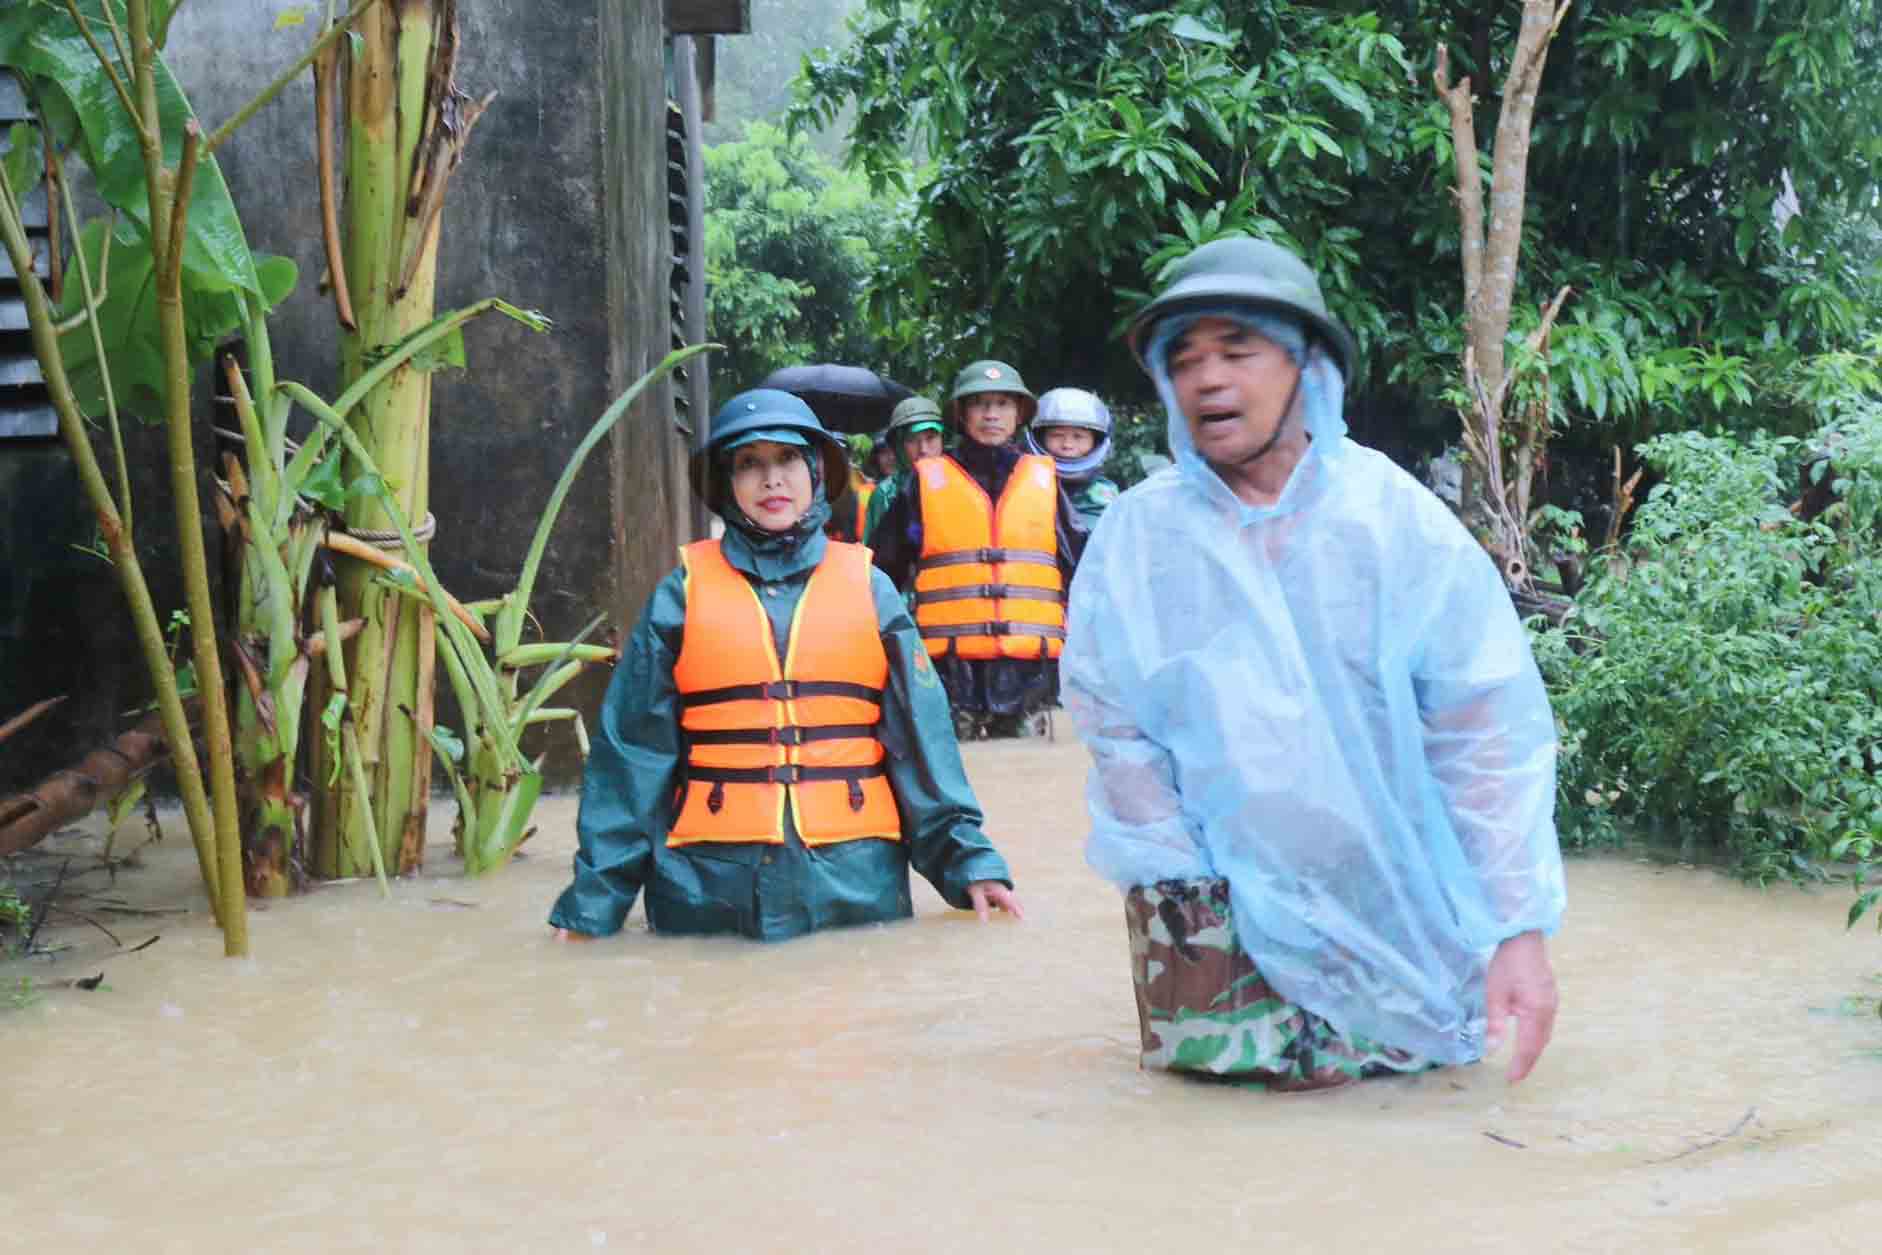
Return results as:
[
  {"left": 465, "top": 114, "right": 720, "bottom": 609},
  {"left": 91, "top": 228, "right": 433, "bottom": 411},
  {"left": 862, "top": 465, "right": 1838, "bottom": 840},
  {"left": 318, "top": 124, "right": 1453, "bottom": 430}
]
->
[
  {"left": 668, "top": 539, "right": 900, "bottom": 847},
  {"left": 912, "top": 453, "right": 1066, "bottom": 660}
]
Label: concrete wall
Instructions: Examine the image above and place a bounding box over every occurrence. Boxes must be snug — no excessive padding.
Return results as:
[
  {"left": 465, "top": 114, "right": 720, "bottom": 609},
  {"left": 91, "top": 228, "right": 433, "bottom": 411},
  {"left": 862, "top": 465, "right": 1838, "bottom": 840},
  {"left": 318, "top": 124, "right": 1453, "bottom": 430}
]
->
[{"left": 0, "top": 1, "right": 687, "bottom": 791}]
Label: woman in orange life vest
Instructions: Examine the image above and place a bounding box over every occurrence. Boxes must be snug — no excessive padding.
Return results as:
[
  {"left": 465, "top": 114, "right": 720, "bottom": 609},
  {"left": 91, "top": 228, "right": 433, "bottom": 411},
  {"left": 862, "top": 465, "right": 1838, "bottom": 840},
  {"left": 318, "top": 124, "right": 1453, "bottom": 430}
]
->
[
  {"left": 867, "top": 360, "right": 1087, "bottom": 738},
  {"left": 550, "top": 388, "right": 1023, "bottom": 942}
]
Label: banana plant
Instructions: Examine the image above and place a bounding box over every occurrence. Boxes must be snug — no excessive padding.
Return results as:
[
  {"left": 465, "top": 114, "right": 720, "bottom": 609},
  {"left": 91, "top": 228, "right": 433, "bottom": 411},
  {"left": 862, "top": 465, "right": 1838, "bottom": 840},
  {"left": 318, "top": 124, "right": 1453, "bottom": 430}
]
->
[
  {"left": 295, "top": 342, "right": 712, "bottom": 875},
  {"left": 215, "top": 294, "right": 546, "bottom": 893}
]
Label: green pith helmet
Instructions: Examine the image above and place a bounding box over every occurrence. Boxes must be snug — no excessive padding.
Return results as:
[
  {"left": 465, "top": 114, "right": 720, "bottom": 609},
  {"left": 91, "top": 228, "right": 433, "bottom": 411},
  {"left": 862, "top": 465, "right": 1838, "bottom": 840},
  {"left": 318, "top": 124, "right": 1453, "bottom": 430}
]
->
[
  {"left": 1125, "top": 236, "right": 1355, "bottom": 378},
  {"left": 886, "top": 395, "right": 944, "bottom": 437},
  {"left": 691, "top": 388, "right": 850, "bottom": 514},
  {"left": 946, "top": 359, "right": 1037, "bottom": 425}
]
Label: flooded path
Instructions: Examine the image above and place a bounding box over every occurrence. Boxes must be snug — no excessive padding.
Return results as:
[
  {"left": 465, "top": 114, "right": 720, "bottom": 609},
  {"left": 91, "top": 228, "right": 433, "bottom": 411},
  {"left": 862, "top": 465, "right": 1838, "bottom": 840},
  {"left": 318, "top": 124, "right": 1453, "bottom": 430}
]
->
[{"left": 7, "top": 739, "right": 1882, "bottom": 1252}]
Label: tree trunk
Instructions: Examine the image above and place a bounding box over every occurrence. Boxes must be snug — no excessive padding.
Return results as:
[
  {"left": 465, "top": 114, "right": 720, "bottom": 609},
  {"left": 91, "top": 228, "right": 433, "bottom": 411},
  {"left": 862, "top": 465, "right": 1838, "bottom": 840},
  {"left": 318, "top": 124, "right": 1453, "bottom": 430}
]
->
[
  {"left": 1434, "top": 0, "right": 1573, "bottom": 591},
  {"left": 313, "top": 0, "right": 484, "bottom": 878},
  {"left": 0, "top": 706, "right": 173, "bottom": 857}
]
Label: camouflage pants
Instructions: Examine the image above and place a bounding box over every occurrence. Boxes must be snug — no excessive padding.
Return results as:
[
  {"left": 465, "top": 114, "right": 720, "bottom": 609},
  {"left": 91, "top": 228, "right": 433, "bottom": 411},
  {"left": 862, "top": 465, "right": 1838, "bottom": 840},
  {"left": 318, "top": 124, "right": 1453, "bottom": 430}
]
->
[{"left": 1124, "top": 879, "right": 1431, "bottom": 1093}]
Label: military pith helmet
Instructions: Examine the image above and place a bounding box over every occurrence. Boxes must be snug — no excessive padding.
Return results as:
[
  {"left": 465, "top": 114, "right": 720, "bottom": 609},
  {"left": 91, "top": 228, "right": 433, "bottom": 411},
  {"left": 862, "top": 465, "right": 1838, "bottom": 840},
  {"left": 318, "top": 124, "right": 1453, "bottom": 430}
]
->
[
  {"left": 692, "top": 388, "right": 850, "bottom": 513},
  {"left": 946, "top": 359, "right": 1037, "bottom": 424},
  {"left": 1126, "top": 236, "right": 1356, "bottom": 378},
  {"left": 887, "top": 395, "right": 944, "bottom": 436}
]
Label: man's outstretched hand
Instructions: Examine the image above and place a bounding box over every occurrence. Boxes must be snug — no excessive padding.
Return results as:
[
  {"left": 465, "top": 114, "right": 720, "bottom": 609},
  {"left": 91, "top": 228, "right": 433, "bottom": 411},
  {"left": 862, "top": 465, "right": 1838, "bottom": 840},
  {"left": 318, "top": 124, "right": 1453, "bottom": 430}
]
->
[{"left": 1484, "top": 930, "right": 1558, "bottom": 1083}]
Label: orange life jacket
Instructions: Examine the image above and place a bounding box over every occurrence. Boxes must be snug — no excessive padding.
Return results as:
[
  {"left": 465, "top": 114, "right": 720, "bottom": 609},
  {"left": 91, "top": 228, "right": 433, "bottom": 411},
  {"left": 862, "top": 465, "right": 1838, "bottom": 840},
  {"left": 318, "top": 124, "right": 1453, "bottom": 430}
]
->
[
  {"left": 823, "top": 476, "right": 874, "bottom": 542},
  {"left": 912, "top": 453, "right": 1066, "bottom": 661},
  {"left": 668, "top": 539, "right": 900, "bottom": 847}
]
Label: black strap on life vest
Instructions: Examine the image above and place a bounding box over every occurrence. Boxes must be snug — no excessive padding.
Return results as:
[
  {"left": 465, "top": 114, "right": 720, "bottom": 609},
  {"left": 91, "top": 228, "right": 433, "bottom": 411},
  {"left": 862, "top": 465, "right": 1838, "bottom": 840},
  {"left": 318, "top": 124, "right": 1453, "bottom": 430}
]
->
[
  {"left": 917, "top": 622, "right": 1067, "bottom": 641},
  {"left": 917, "top": 546, "right": 1058, "bottom": 572},
  {"left": 691, "top": 761, "right": 886, "bottom": 814},
  {"left": 685, "top": 724, "right": 877, "bottom": 746},
  {"left": 911, "top": 584, "right": 1064, "bottom": 607},
  {"left": 680, "top": 679, "right": 884, "bottom": 709}
]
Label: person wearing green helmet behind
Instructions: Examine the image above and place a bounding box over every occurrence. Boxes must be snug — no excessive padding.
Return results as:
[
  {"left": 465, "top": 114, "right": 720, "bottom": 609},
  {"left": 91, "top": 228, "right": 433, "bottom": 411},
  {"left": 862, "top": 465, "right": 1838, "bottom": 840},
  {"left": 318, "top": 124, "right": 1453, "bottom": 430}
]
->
[
  {"left": 861, "top": 395, "right": 947, "bottom": 546},
  {"left": 869, "top": 361, "right": 1087, "bottom": 740},
  {"left": 549, "top": 387, "right": 1023, "bottom": 944},
  {"left": 1063, "top": 236, "right": 1563, "bottom": 1090}
]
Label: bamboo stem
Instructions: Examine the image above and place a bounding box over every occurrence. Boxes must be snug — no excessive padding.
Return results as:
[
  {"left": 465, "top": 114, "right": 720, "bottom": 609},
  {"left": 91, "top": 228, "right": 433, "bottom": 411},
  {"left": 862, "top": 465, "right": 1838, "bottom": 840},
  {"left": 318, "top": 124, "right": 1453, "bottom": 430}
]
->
[
  {"left": 53, "top": 159, "right": 129, "bottom": 535},
  {"left": 132, "top": 0, "right": 248, "bottom": 953},
  {"left": 0, "top": 156, "right": 224, "bottom": 923}
]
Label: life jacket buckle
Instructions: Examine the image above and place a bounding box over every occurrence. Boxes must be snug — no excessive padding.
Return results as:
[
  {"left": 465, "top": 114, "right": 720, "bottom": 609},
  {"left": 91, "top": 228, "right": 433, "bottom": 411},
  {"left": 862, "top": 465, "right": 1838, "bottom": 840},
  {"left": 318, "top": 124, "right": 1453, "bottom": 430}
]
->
[
  {"left": 706, "top": 781, "right": 726, "bottom": 813},
  {"left": 846, "top": 777, "right": 865, "bottom": 812},
  {"left": 759, "top": 680, "right": 798, "bottom": 701},
  {"left": 768, "top": 725, "right": 805, "bottom": 747},
  {"left": 768, "top": 764, "right": 803, "bottom": 785}
]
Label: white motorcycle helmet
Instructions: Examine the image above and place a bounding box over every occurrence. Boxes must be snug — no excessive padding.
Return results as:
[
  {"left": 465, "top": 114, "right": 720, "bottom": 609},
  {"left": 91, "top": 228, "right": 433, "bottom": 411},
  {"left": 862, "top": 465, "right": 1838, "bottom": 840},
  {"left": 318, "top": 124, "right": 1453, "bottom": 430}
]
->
[{"left": 1025, "top": 387, "right": 1114, "bottom": 482}]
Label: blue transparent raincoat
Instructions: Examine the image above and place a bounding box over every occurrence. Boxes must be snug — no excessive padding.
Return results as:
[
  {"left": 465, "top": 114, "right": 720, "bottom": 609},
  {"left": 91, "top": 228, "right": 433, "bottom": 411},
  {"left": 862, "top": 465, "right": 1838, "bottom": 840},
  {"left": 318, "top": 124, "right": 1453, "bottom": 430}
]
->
[{"left": 1063, "top": 314, "right": 1564, "bottom": 1063}]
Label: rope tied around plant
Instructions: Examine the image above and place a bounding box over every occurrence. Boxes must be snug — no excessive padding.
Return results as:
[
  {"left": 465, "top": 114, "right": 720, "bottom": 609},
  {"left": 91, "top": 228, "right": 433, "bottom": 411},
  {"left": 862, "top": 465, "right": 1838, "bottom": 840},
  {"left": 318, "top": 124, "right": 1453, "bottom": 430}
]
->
[{"left": 340, "top": 512, "right": 438, "bottom": 551}]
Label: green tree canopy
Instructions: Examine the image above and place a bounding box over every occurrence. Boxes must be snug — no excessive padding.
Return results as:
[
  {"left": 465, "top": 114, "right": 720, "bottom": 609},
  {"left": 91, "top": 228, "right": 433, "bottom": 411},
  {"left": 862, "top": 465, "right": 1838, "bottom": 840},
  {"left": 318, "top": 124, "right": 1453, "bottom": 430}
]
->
[
  {"left": 795, "top": 0, "right": 1882, "bottom": 453},
  {"left": 704, "top": 122, "right": 898, "bottom": 398}
]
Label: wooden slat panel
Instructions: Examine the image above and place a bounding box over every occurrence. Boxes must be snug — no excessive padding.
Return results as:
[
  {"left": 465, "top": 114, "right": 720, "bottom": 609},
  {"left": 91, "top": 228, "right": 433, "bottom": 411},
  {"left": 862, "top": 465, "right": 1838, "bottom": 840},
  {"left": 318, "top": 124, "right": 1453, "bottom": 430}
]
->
[
  {"left": 0, "top": 355, "right": 45, "bottom": 387},
  {"left": 0, "top": 402, "right": 57, "bottom": 439},
  {"left": 0, "top": 236, "right": 49, "bottom": 281}
]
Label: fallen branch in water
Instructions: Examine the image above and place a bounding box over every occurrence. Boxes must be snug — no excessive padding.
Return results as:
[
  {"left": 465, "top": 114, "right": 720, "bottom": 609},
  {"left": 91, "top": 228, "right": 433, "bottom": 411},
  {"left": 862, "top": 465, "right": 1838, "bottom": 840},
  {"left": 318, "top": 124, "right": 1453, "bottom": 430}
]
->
[
  {"left": 0, "top": 706, "right": 173, "bottom": 857},
  {"left": 1650, "top": 1107, "right": 1758, "bottom": 1163}
]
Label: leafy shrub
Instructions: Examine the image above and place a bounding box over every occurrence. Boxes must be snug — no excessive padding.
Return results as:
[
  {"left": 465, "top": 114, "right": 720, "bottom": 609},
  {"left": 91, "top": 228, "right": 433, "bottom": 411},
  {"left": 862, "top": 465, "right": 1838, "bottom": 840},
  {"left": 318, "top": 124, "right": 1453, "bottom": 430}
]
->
[{"left": 1531, "top": 406, "right": 1882, "bottom": 883}]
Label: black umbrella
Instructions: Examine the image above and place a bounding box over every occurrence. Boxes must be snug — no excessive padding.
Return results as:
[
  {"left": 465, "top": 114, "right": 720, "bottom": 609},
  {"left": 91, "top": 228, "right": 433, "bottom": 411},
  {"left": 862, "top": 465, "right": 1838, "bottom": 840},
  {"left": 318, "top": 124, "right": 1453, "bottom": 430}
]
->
[{"left": 759, "top": 364, "right": 913, "bottom": 436}]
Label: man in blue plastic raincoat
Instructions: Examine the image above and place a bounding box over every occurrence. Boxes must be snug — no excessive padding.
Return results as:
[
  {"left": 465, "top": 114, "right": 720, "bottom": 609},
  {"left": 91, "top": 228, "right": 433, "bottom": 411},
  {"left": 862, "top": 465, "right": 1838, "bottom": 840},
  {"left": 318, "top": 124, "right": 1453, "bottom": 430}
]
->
[{"left": 1063, "top": 237, "right": 1565, "bottom": 1091}]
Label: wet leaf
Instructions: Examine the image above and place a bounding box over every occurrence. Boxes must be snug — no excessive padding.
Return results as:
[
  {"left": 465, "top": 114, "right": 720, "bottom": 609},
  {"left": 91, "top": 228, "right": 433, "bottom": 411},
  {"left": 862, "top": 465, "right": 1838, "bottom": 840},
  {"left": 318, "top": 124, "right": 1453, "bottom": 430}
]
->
[
  {"left": 298, "top": 448, "right": 347, "bottom": 510},
  {"left": 2, "top": 121, "right": 42, "bottom": 205},
  {"left": 104, "top": 778, "right": 147, "bottom": 831},
  {"left": 53, "top": 219, "right": 297, "bottom": 420},
  {"left": 0, "top": 2, "right": 273, "bottom": 298},
  {"left": 1848, "top": 889, "right": 1879, "bottom": 931},
  {"left": 321, "top": 693, "right": 346, "bottom": 785},
  {"left": 274, "top": 8, "right": 309, "bottom": 30},
  {"left": 1168, "top": 16, "right": 1234, "bottom": 48}
]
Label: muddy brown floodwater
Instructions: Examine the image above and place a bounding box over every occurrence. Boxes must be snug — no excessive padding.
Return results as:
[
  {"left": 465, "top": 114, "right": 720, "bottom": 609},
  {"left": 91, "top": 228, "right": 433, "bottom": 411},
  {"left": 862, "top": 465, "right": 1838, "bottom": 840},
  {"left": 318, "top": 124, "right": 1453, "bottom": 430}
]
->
[{"left": 7, "top": 739, "right": 1882, "bottom": 1252}]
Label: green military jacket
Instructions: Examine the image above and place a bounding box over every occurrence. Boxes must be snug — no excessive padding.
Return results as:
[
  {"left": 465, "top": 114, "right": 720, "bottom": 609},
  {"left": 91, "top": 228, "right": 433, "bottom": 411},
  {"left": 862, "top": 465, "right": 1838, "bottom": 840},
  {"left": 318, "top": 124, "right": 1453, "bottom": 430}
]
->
[
  {"left": 548, "top": 523, "right": 1012, "bottom": 942},
  {"left": 1067, "top": 475, "right": 1120, "bottom": 531}
]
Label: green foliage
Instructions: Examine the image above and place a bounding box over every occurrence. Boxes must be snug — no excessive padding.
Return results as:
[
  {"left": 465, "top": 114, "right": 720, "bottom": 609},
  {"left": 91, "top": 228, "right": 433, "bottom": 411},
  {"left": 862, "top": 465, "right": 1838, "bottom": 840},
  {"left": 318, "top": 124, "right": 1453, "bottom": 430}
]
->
[
  {"left": 1532, "top": 405, "right": 1882, "bottom": 883},
  {"left": 1101, "top": 406, "right": 1172, "bottom": 489},
  {"left": 51, "top": 217, "right": 297, "bottom": 419},
  {"left": 704, "top": 122, "right": 896, "bottom": 394},
  {"left": 796, "top": 0, "right": 1882, "bottom": 447},
  {"left": 0, "top": 1, "right": 299, "bottom": 417}
]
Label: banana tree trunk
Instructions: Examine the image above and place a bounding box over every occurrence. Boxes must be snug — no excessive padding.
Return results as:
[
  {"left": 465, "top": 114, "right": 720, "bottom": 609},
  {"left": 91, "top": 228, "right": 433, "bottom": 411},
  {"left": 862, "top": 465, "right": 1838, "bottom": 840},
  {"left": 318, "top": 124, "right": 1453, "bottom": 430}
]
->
[{"left": 314, "top": 0, "right": 458, "bottom": 878}]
